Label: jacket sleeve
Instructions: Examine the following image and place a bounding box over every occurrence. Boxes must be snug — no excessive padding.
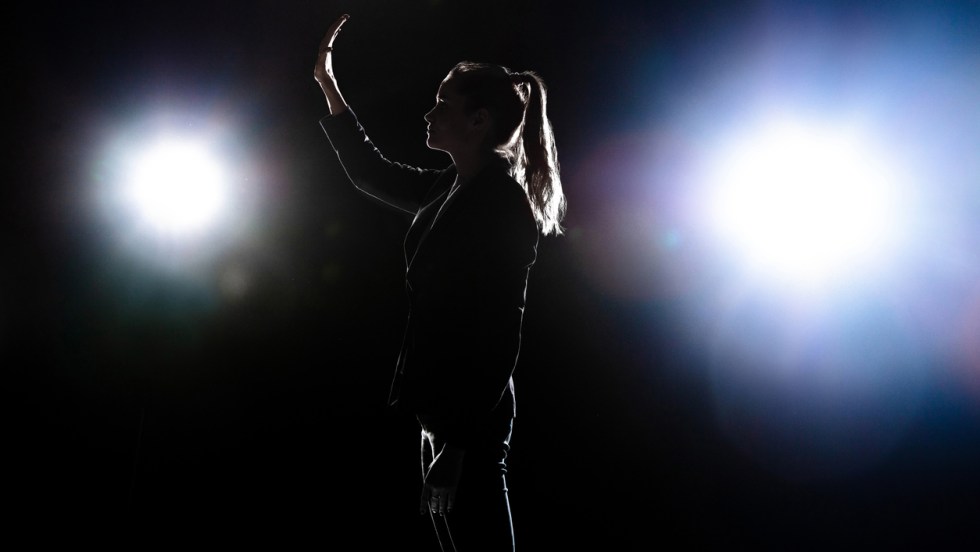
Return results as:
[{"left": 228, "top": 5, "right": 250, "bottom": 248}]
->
[{"left": 320, "top": 108, "right": 443, "bottom": 215}]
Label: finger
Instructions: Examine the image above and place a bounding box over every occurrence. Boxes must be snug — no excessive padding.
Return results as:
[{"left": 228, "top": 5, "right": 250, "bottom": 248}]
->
[
  {"left": 325, "top": 14, "right": 350, "bottom": 39},
  {"left": 447, "top": 492, "right": 456, "bottom": 513},
  {"left": 331, "top": 14, "right": 350, "bottom": 40},
  {"left": 319, "top": 14, "right": 350, "bottom": 51}
]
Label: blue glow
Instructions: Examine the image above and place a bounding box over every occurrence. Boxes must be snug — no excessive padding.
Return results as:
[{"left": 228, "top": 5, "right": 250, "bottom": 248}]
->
[
  {"left": 573, "top": 2, "right": 980, "bottom": 478},
  {"left": 701, "top": 111, "right": 910, "bottom": 291}
]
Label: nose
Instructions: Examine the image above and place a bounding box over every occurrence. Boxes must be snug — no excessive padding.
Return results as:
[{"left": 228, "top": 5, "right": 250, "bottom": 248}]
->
[{"left": 424, "top": 107, "right": 435, "bottom": 123}]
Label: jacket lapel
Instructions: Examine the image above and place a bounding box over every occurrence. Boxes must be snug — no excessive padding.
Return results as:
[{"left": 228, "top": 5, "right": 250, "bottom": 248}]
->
[
  {"left": 405, "top": 158, "right": 507, "bottom": 270},
  {"left": 405, "top": 174, "right": 454, "bottom": 269}
]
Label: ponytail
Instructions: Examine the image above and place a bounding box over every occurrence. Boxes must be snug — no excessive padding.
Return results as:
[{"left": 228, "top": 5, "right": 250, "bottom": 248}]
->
[{"left": 511, "top": 71, "right": 565, "bottom": 236}]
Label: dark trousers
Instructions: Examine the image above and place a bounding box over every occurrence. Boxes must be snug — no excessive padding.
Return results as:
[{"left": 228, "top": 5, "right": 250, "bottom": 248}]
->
[{"left": 420, "top": 420, "right": 515, "bottom": 552}]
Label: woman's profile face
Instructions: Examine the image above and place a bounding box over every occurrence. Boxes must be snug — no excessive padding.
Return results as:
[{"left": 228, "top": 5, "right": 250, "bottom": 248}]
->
[{"left": 424, "top": 78, "right": 470, "bottom": 154}]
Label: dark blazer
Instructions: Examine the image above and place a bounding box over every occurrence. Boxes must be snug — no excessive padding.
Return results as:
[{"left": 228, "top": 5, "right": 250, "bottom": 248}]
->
[{"left": 320, "top": 109, "right": 539, "bottom": 448}]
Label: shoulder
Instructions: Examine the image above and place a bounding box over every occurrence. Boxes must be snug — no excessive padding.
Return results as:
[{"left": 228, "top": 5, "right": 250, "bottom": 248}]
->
[
  {"left": 472, "top": 163, "right": 532, "bottom": 212},
  {"left": 468, "top": 168, "right": 537, "bottom": 232},
  {"left": 466, "top": 173, "right": 539, "bottom": 259}
]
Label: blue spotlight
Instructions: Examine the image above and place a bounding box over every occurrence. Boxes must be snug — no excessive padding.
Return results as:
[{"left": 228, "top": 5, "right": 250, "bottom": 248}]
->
[{"left": 702, "top": 112, "right": 909, "bottom": 291}]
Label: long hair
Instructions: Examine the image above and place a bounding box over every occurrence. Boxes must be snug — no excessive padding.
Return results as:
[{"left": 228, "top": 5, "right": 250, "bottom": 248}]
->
[{"left": 448, "top": 62, "right": 566, "bottom": 236}]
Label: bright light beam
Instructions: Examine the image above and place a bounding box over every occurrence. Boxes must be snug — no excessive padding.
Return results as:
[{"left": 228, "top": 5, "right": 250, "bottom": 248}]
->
[
  {"left": 123, "top": 137, "right": 228, "bottom": 237},
  {"left": 705, "top": 115, "right": 905, "bottom": 290}
]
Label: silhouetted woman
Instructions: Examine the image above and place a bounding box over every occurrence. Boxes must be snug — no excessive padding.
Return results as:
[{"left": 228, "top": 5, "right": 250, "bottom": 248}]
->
[{"left": 314, "top": 15, "right": 565, "bottom": 551}]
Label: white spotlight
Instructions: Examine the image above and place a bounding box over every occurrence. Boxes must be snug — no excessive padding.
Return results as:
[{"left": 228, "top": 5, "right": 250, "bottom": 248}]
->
[
  {"left": 124, "top": 137, "right": 228, "bottom": 237},
  {"left": 705, "top": 115, "right": 904, "bottom": 289}
]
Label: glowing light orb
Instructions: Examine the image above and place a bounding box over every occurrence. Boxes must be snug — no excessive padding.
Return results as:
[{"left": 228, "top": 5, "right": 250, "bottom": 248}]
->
[
  {"left": 706, "top": 116, "right": 903, "bottom": 288},
  {"left": 124, "top": 138, "right": 228, "bottom": 236}
]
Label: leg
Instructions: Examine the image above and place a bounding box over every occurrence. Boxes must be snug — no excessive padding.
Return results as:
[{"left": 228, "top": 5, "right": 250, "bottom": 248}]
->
[
  {"left": 439, "top": 420, "right": 515, "bottom": 552},
  {"left": 442, "top": 454, "right": 514, "bottom": 552}
]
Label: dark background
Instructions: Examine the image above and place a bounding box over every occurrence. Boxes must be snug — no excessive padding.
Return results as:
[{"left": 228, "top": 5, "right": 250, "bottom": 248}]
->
[{"left": 7, "top": 1, "right": 980, "bottom": 549}]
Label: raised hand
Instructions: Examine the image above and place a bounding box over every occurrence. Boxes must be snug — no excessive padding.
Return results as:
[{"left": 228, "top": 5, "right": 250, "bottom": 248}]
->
[{"left": 314, "top": 14, "right": 350, "bottom": 114}]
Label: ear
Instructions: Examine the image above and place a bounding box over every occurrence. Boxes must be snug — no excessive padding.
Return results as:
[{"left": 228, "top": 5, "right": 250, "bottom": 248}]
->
[{"left": 470, "top": 107, "right": 491, "bottom": 130}]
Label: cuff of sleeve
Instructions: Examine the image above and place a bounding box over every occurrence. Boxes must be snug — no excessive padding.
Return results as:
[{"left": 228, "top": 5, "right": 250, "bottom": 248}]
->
[{"left": 318, "top": 107, "right": 358, "bottom": 134}]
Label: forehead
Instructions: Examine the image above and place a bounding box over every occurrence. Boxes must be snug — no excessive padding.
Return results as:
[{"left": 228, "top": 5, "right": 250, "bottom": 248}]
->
[{"left": 437, "top": 76, "right": 460, "bottom": 98}]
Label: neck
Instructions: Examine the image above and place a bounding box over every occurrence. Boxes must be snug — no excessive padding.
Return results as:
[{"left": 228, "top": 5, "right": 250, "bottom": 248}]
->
[{"left": 450, "top": 148, "right": 497, "bottom": 181}]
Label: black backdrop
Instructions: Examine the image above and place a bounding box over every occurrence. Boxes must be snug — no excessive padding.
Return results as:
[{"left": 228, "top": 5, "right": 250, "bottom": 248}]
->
[{"left": 7, "top": 1, "right": 980, "bottom": 549}]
